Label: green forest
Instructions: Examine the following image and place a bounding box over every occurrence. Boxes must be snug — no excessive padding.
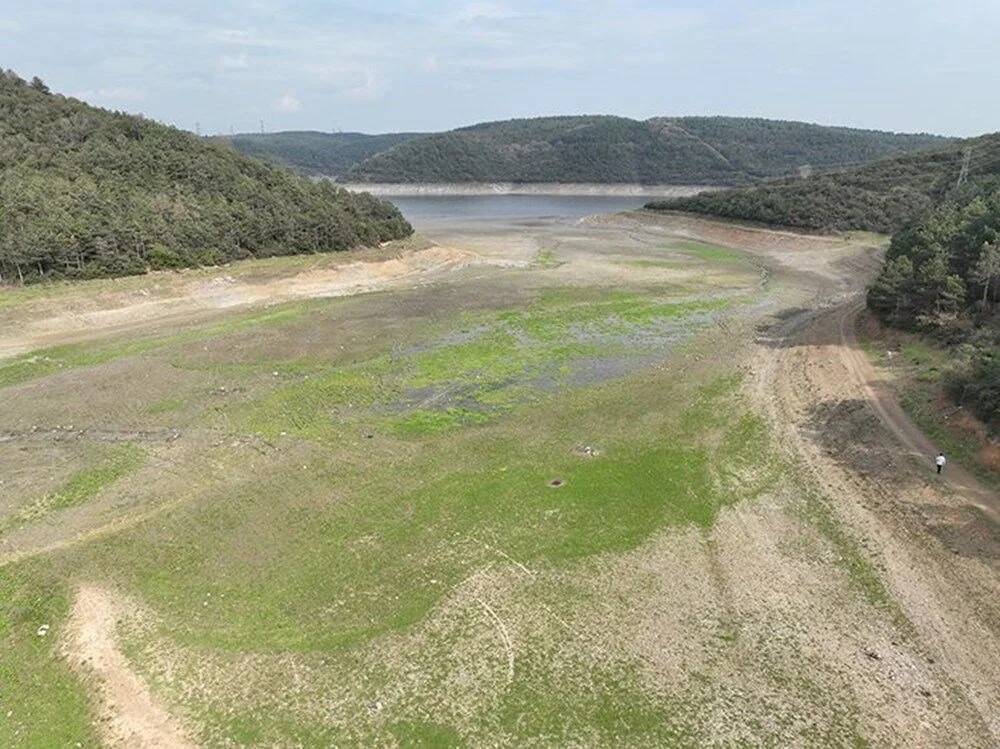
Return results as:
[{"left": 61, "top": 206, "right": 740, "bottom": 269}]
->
[
  {"left": 650, "top": 131, "right": 1000, "bottom": 431},
  {"left": 867, "top": 190, "right": 999, "bottom": 431},
  {"left": 0, "top": 71, "right": 412, "bottom": 284},
  {"left": 229, "top": 115, "right": 945, "bottom": 185},
  {"left": 650, "top": 133, "right": 1000, "bottom": 234},
  {"left": 216, "top": 130, "right": 423, "bottom": 177}
]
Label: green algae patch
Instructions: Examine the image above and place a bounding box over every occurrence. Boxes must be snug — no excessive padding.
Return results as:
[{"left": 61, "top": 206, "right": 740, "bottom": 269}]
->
[{"left": 239, "top": 287, "right": 736, "bottom": 443}]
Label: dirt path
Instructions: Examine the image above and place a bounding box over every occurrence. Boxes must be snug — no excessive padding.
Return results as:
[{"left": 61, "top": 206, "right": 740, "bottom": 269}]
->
[
  {"left": 833, "top": 301, "right": 998, "bottom": 515},
  {"left": 64, "top": 585, "right": 195, "bottom": 748},
  {"left": 752, "top": 293, "right": 1000, "bottom": 739}
]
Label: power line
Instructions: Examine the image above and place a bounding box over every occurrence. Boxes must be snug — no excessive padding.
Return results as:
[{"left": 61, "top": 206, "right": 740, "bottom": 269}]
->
[{"left": 955, "top": 146, "right": 972, "bottom": 189}]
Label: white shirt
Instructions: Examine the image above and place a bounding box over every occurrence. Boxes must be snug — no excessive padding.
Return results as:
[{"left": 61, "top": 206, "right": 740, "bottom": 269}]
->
[{"left": 936, "top": 455, "right": 946, "bottom": 466}]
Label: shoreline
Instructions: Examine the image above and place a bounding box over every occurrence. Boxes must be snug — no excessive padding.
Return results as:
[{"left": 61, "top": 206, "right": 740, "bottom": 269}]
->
[{"left": 336, "top": 181, "right": 716, "bottom": 198}]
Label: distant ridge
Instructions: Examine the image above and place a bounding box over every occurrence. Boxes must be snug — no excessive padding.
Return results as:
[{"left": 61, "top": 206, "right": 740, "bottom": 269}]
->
[
  {"left": 214, "top": 131, "right": 424, "bottom": 178},
  {"left": 228, "top": 115, "right": 949, "bottom": 186}
]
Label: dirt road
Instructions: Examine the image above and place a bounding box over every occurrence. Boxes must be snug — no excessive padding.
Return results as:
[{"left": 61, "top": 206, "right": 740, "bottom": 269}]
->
[{"left": 752, "top": 290, "right": 1000, "bottom": 739}]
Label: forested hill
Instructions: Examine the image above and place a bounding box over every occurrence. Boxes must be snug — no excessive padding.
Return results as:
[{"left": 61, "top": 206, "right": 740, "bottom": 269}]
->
[
  {"left": 645, "top": 128, "right": 999, "bottom": 430},
  {"left": 216, "top": 131, "right": 424, "bottom": 177},
  {"left": 0, "top": 70, "right": 412, "bottom": 284},
  {"left": 648, "top": 132, "right": 1000, "bottom": 234},
  {"left": 339, "top": 116, "right": 947, "bottom": 185}
]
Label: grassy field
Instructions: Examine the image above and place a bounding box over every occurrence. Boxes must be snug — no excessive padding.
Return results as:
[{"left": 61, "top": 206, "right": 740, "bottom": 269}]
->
[{"left": 0, "top": 219, "right": 962, "bottom": 746}]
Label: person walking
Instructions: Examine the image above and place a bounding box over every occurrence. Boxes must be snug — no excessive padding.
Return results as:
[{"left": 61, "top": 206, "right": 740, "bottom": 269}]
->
[{"left": 935, "top": 452, "right": 946, "bottom": 475}]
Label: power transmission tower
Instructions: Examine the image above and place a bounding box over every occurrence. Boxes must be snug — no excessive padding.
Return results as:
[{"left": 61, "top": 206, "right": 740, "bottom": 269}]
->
[
  {"left": 956, "top": 146, "right": 972, "bottom": 189},
  {"left": 195, "top": 121, "right": 201, "bottom": 136},
  {"left": 260, "top": 119, "right": 265, "bottom": 135}
]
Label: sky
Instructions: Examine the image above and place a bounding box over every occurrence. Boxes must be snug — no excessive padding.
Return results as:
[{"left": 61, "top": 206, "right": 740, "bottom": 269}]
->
[{"left": 2, "top": 1, "right": 998, "bottom": 137}]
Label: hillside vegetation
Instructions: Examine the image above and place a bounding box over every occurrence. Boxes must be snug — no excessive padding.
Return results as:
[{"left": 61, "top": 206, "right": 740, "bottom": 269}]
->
[
  {"left": 649, "top": 132, "right": 1000, "bottom": 234},
  {"left": 867, "top": 189, "right": 999, "bottom": 430},
  {"left": 648, "top": 127, "right": 999, "bottom": 430},
  {"left": 342, "top": 115, "right": 946, "bottom": 185},
  {"left": 0, "top": 71, "right": 412, "bottom": 284},
  {"left": 217, "top": 130, "right": 423, "bottom": 177}
]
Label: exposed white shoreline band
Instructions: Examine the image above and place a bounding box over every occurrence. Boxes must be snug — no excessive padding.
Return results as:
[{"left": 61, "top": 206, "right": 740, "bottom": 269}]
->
[{"left": 334, "top": 182, "right": 717, "bottom": 198}]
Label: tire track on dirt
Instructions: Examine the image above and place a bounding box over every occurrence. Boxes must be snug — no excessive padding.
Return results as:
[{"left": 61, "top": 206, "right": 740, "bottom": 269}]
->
[{"left": 753, "top": 291, "right": 1000, "bottom": 741}]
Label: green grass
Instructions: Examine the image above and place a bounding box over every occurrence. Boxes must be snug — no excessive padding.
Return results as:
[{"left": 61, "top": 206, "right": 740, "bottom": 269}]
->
[
  {"left": 668, "top": 240, "right": 746, "bottom": 264},
  {"left": 240, "top": 288, "right": 735, "bottom": 443},
  {"left": 494, "top": 657, "right": 694, "bottom": 745},
  {"left": 534, "top": 248, "right": 561, "bottom": 269},
  {"left": 146, "top": 397, "right": 186, "bottom": 415},
  {"left": 3, "top": 443, "right": 145, "bottom": 530},
  {"left": 54, "top": 359, "right": 776, "bottom": 745},
  {"left": 0, "top": 564, "right": 97, "bottom": 747},
  {"left": 391, "top": 407, "right": 493, "bottom": 435},
  {"left": 84, "top": 368, "right": 778, "bottom": 656},
  {"left": 0, "top": 300, "right": 322, "bottom": 390}
]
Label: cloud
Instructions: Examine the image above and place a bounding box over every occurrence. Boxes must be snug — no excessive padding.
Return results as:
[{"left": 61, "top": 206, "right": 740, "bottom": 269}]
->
[
  {"left": 274, "top": 92, "right": 301, "bottom": 112},
  {"left": 220, "top": 52, "right": 249, "bottom": 70},
  {"left": 455, "top": 2, "right": 521, "bottom": 23},
  {"left": 306, "top": 63, "right": 382, "bottom": 101}
]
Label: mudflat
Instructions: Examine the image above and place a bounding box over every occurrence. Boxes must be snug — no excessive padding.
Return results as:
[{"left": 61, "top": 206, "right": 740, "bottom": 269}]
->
[{"left": 1, "top": 207, "right": 997, "bottom": 746}]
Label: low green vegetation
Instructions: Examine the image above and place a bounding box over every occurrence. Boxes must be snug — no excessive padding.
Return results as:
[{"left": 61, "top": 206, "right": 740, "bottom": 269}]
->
[
  {"left": 0, "top": 70, "right": 412, "bottom": 284},
  {"left": 669, "top": 239, "right": 747, "bottom": 264},
  {"left": 346, "top": 115, "right": 946, "bottom": 185},
  {"left": 241, "top": 288, "right": 733, "bottom": 442},
  {"left": 0, "top": 300, "right": 318, "bottom": 390},
  {"left": 3, "top": 443, "right": 145, "bottom": 530},
  {"left": 43, "top": 443, "right": 144, "bottom": 513},
  {"left": 0, "top": 565, "right": 97, "bottom": 748},
  {"left": 90, "top": 367, "right": 778, "bottom": 656}
]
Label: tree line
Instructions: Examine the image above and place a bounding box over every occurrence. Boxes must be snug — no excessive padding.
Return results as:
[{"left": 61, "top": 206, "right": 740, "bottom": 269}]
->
[
  {"left": 867, "top": 190, "right": 999, "bottom": 431},
  {"left": 0, "top": 69, "right": 412, "bottom": 284}
]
